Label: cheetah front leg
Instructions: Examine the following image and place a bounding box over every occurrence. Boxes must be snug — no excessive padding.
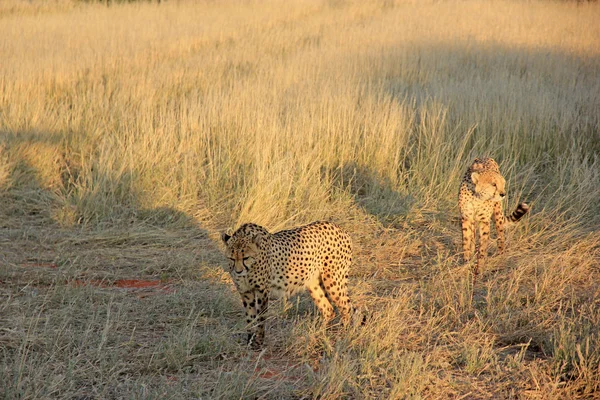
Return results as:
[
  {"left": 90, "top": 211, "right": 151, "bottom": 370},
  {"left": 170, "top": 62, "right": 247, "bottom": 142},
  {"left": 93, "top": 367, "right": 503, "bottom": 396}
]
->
[
  {"left": 253, "top": 290, "right": 268, "bottom": 348},
  {"left": 461, "top": 214, "right": 476, "bottom": 263},
  {"left": 493, "top": 202, "right": 506, "bottom": 254},
  {"left": 240, "top": 291, "right": 263, "bottom": 349},
  {"left": 475, "top": 218, "right": 491, "bottom": 281}
]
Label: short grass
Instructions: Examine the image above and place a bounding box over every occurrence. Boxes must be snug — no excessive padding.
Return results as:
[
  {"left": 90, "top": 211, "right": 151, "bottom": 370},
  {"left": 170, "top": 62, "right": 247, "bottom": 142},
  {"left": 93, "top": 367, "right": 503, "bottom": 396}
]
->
[{"left": 1, "top": 0, "right": 599, "bottom": 398}]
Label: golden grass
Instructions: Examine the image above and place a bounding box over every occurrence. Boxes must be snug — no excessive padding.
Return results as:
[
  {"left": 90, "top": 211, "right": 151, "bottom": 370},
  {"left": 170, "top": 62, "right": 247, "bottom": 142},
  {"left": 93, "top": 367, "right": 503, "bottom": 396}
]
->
[{"left": 1, "top": 0, "right": 599, "bottom": 398}]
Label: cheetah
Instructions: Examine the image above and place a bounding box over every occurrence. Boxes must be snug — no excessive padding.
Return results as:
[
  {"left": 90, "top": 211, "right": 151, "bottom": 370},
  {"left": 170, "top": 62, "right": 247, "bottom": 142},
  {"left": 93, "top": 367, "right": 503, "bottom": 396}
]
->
[
  {"left": 459, "top": 158, "right": 529, "bottom": 281},
  {"left": 221, "top": 221, "right": 355, "bottom": 348}
]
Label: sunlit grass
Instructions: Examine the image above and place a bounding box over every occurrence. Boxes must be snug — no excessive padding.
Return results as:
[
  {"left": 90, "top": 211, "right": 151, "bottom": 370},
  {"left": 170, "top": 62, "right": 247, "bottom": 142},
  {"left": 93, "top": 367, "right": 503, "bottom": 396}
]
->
[{"left": 1, "top": 0, "right": 599, "bottom": 398}]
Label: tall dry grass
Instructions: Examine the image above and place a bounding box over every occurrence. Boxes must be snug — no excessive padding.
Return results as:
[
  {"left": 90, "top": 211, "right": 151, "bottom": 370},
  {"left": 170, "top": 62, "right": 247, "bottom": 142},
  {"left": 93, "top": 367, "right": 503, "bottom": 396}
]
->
[{"left": 1, "top": 0, "right": 599, "bottom": 398}]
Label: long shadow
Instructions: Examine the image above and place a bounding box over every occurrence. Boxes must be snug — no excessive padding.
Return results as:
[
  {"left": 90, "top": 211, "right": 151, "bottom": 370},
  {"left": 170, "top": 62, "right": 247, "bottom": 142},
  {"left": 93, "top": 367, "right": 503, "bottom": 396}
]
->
[
  {"left": 372, "top": 39, "right": 600, "bottom": 160},
  {"left": 0, "top": 129, "right": 219, "bottom": 283},
  {"left": 324, "top": 161, "right": 415, "bottom": 228},
  {"left": 0, "top": 131, "right": 250, "bottom": 394}
]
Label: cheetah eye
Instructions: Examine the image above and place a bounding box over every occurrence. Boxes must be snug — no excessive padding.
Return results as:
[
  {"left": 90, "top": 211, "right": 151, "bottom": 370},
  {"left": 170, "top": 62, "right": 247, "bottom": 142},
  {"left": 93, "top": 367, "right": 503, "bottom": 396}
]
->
[
  {"left": 492, "top": 182, "right": 497, "bottom": 187},
  {"left": 242, "top": 256, "right": 254, "bottom": 267}
]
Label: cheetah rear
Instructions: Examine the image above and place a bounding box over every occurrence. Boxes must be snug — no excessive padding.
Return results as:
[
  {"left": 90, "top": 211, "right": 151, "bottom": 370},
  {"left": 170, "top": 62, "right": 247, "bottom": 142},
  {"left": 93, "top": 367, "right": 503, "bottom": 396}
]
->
[
  {"left": 221, "top": 221, "right": 355, "bottom": 348},
  {"left": 459, "top": 158, "right": 529, "bottom": 282}
]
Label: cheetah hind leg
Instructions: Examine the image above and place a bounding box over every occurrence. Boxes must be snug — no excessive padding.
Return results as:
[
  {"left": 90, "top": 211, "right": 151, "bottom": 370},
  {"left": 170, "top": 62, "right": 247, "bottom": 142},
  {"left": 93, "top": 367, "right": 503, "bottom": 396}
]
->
[
  {"left": 320, "top": 274, "right": 354, "bottom": 326},
  {"left": 305, "top": 278, "right": 334, "bottom": 324}
]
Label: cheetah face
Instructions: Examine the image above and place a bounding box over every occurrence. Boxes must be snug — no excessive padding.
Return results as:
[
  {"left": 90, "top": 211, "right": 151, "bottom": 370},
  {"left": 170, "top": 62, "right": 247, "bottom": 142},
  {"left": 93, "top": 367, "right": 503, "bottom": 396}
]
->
[
  {"left": 471, "top": 170, "right": 506, "bottom": 201},
  {"left": 221, "top": 233, "right": 260, "bottom": 277}
]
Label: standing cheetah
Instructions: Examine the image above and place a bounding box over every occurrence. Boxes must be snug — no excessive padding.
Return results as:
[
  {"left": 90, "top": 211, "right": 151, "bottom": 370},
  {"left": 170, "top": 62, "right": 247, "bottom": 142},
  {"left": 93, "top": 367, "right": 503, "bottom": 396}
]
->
[
  {"left": 221, "top": 221, "right": 355, "bottom": 348},
  {"left": 459, "top": 158, "right": 529, "bottom": 281}
]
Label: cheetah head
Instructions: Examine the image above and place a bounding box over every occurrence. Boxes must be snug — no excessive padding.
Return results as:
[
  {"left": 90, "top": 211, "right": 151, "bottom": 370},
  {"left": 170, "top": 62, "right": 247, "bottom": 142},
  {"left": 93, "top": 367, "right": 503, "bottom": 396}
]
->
[
  {"left": 221, "top": 224, "right": 268, "bottom": 276},
  {"left": 471, "top": 170, "right": 506, "bottom": 202}
]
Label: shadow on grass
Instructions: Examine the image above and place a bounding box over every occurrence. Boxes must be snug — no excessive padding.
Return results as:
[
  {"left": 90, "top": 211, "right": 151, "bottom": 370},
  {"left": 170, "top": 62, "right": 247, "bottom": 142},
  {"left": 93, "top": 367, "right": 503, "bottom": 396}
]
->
[
  {"left": 0, "top": 129, "right": 223, "bottom": 282},
  {"left": 325, "top": 161, "right": 459, "bottom": 277},
  {"left": 375, "top": 40, "right": 600, "bottom": 162},
  {"left": 324, "top": 161, "right": 415, "bottom": 228},
  {"left": 0, "top": 130, "right": 250, "bottom": 397}
]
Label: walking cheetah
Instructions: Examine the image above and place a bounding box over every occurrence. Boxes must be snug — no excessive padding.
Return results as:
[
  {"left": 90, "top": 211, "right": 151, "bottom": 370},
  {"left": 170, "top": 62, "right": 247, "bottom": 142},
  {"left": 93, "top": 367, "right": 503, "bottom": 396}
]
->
[
  {"left": 221, "top": 221, "right": 355, "bottom": 348},
  {"left": 459, "top": 158, "right": 529, "bottom": 281}
]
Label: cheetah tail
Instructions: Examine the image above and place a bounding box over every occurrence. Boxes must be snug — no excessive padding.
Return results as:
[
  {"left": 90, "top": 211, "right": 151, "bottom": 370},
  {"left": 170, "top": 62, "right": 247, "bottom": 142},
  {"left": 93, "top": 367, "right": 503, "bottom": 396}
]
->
[{"left": 507, "top": 203, "right": 530, "bottom": 223}]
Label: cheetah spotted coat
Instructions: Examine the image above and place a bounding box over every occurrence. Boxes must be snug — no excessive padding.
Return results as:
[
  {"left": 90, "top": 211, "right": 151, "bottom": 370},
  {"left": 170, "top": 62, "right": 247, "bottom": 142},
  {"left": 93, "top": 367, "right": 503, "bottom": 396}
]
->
[{"left": 221, "top": 221, "right": 354, "bottom": 347}]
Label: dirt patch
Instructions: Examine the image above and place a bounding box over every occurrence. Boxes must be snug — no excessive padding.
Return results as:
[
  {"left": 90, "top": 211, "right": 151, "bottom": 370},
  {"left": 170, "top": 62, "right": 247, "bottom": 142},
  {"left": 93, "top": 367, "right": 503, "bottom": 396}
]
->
[
  {"left": 69, "top": 278, "right": 175, "bottom": 297},
  {"left": 19, "top": 262, "right": 58, "bottom": 268}
]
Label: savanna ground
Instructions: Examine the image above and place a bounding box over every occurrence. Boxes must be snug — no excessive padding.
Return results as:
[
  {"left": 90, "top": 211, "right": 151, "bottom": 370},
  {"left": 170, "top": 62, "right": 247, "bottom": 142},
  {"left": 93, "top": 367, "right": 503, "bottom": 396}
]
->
[{"left": 1, "top": 0, "right": 599, "bottom": 398}]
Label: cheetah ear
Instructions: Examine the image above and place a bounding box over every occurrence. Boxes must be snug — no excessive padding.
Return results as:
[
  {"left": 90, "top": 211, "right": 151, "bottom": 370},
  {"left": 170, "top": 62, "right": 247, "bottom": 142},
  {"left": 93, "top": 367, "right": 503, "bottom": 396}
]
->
[
  {"left": 471, "top": 171, "right": 480, "bottom": 184},
  {"left": 250, "top": 233, "right": 265, "bottom": 248},
  {"left": 221, "top": 232, "right": 231, "bottom": 244},
  {"left": 471, "top": 160, "right": 485, "bottom": 172}
]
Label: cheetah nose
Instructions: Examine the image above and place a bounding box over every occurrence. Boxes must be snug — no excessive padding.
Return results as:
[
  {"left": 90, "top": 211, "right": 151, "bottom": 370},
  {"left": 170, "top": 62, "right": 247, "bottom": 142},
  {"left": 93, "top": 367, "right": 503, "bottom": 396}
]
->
[{"left": 500, "top": 192, "right": 506, "bottom": 197}]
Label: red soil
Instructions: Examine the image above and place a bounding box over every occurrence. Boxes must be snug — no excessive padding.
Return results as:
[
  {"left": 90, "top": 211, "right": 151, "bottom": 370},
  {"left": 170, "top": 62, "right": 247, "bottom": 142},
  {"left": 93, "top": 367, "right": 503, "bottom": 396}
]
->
[
  {"left": 19, "top": 262, "right": 58, "bottom": 268},
  {"left": 68, "top": 279, "right": 174, "bottom": 296},
  {"left": 113, "top": 279, "right": 164, "bottom": 288}
]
